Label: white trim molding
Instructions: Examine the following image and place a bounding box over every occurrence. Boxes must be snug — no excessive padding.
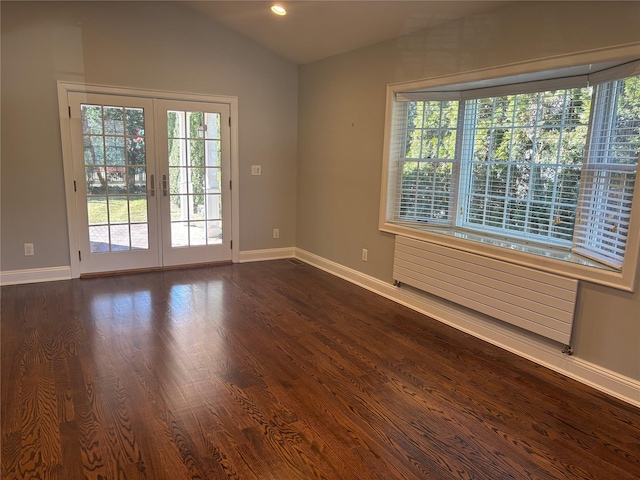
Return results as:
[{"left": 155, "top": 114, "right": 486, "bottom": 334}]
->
[
  {"left": 238, "top": 247, "right": 296, "bottom": 263},
  {"left": 0, "top": 266, "right": 73, "bottom": 286},
  {"left": 295, "top": 248, "right": 640, "bottom": 408}
]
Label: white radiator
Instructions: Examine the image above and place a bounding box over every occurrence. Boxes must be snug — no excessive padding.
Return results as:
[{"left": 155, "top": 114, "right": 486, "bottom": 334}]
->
[{"left": 393, "top": 236, "right": 578, "bottom": 345}]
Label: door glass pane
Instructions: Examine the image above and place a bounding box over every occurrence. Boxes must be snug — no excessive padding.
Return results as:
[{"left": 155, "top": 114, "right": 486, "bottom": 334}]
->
[
  {"left": 81, "top": 103, "right": 149, "bottom": 253},
  {"left": 81, "top": 105, "right": 103, "bottom": 134},
  {"left": 129, "top": 167, "right": 147, "bottom": 194},
  {"left": 89, "top": 225, "right": 109, "bottom": 253},
  {"left": 189, "top": 140, "right": 204, "bottom": 166},
  {"left": 126, "top": 108, "right": 145, "bottom": 136},
  {"left": 191, "top": 169, "right": 204, "bottom": 218},
  {"left": 171, "top": 222, "right": 189, "bottom": 247},
  {"left": 110, "top": 224, "right": 130, "bottom": 251},
  {"left": 129, "top": 196, "right": 148, "bottom": 222},
  {"left": 127, "top": 137, "right": 146, "bottom": 165},
  {"left": 206, "top": 168, "right": 221, "bottom": 191},
  {"left": 187, "top": 111, "right": 204, "bottom": 138},
  {"left": 205, "top": 194, "right": 221, "bottom": 220},
  {"left": 87, "top": 196, "right": 107, "bottom": 225},
  {"left": 190, "top": 221, "right": 206, "bottom": 246},
  {"left": 108, "top": 196, "right": 129, "bottom": 223},
  {"left": 168, "top": 110, "right": 223, "bottom": 247},
  {"left": 171, "top": 195, "right": 187, "bottom": 220},
  {"left": 86, "top": 167, "right": 106, "bottom": 194},
  {"left": 105, "top": 136, "right": 125, "bottom": 165},
  {"left": 130, "top": 224, "right": 149, "bottom": 250},
  {"left": 205, "top": 140, "right": 221, "bottom": 167},
  {"left": 83, "top": 136, "right": 104, "bottom": 165},
  {"left": 108, "top": 171, "right": 127, "bottom": 194},
  {"left": 207, "top": 220, "right": 222, "bottom": 244},
  {"left": 168, "top": 139, "right": 185, "bottom": 167},
  {"left": 205, "top": 113, "right": 220, "bottom": 139},
  {"left": 104, "top": 107, "right": 124, "bottom": 135}
]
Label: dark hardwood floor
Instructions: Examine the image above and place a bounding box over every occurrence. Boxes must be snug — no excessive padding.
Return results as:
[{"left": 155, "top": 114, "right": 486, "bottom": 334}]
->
[{"left": 2, "top": 260, "right": 640, "bottom": 479}]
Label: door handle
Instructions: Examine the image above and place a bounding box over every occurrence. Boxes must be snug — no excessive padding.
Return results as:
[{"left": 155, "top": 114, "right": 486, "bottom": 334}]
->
[
  {"left": 150, "top": 174, "right": 155, "bottom": 196},
  {"left": 162, "top": 174, "right": 168, "bottom": 196}
]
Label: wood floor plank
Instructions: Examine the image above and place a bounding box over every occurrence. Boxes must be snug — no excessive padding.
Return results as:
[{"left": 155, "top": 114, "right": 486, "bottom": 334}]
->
[{"left": 2, "top": 260, "right": 640, "bottom": 479}]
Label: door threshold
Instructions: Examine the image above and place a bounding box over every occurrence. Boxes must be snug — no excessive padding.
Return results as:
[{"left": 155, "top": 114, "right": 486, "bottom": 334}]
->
[{"left": 80, "top": 260, "right": 233, "bottom": 279}]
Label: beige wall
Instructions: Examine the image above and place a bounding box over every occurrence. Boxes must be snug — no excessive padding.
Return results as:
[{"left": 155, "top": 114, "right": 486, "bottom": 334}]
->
[
  {"left": 297, "top": 1, "right": 640, "bottom": 379},
  {"left": 1, "top": 1, "right": 298, "bottom": 271}
]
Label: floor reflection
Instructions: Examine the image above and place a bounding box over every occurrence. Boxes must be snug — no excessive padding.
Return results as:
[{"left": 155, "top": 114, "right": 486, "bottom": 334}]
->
[{"left": 78, "top": 269, "right": 234, "bottom": 403}]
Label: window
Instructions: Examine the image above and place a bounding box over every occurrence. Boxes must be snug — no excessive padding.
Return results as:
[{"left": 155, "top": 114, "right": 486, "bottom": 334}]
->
[
  {"left": 574, "top": 77, "right": 640, "bottom": 268},
  {"left": 398, "top": 100, "right": 458, "bottom": 223},
  {"left": 381, "top": 59, "right": 640, "bottom": 290}
]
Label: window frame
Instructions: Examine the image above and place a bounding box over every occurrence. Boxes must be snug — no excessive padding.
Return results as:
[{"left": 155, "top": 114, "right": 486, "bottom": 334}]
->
[{"left": 379, "top": 53, "right": 640, "bottom": 292}]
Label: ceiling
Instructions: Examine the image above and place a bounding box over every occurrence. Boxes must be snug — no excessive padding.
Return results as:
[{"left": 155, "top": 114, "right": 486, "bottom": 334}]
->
[{"left": 187, "top": 1, "right": 504, "bottom": 64}]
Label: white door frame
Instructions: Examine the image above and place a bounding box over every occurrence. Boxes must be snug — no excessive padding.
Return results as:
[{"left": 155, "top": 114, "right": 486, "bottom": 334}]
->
[{"left": 57, "top": 81, "right": 240, "bottom": 278}]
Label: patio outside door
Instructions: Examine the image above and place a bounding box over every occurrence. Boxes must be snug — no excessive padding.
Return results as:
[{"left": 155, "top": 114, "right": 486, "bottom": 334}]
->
[{"left": 67, "top": 93, "right": 232, "bottom": 275}]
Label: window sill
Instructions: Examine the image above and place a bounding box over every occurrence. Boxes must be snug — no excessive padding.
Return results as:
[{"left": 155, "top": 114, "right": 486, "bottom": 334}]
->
[{"left": 381, "top": 220, "right": 636, "bottom": 292}]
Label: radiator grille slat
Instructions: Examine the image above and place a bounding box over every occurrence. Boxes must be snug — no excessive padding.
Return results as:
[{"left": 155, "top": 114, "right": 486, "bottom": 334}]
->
[{"left": 393, "top": 237, "right": 578, "bottom": 345}]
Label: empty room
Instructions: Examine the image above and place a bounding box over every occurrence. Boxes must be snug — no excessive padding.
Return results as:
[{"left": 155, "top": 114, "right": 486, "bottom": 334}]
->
[{"left": 2, "top": 1, "right": 640, "bottom": 478}]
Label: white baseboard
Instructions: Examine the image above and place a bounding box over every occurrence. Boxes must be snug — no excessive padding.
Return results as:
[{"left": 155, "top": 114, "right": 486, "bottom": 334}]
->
[
  {"left": 295, "top": 248, "right": 640, "bottom": 408},
  {"left": 0, "top": 266, "right": 72, "bottom": 286},
  {"left": 0, "top": 248, "right": 297, "bottom": 285},
  {"left": 238, "top": 247, "right": 296, "bottom": 263}
]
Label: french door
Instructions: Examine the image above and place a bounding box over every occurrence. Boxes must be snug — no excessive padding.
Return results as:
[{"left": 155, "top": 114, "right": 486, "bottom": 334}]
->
[
  {"left": 67, "top": 92, "right": 232, "bottom": 274},
  {"left": 156, "top": 100, "right": 231, "bottom": 267}
]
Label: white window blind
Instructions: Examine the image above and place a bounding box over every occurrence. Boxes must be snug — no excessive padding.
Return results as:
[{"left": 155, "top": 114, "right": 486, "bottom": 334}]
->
[
  {"left": 573, "top": 75, "right": 640, "bottom": 268},
  {"left": 457, "top": 88, "right": 590, "bottom": 245},
  {"left": 391, "top": 99, "right": 460, "bottom": 224}
]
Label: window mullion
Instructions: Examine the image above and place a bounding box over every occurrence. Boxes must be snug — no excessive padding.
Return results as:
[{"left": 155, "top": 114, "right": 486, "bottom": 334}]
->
[
  {"left": 503, "top": 97, "right": 518, "bottom": 230},
  {"left": 523, "top": 93, "right": 541, "bottom": 237},
  {"left": 433, "top": 105, "right": 445, "bottom": 220},
  {"left": 415, "top": 101, "right": 427, "bottom": 219},
  {"left": 602, "top": 82, "right": 618, "bottom": 160},
  {"left": 419, "top": 101, "right": 427, "bottom": 159},
  {"left": 548, "top": 90, "right": 568, "bottom": 236},
  {"left": 450, "top": 102, "right": 466, "bottom": 225},
  {"left": 457, "top": 100, "right": 476, "bottom": 227},
  {"left": 482, "top": 98, "right": 495, "bottom": 228}
]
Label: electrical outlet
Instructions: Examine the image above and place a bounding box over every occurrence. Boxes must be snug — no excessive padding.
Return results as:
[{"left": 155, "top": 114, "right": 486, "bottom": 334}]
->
[
  {"left": 251, "top": 165, "right": 262, "bottom": 176},
  {"left": 273, "top": 228, "right": 280, "bottom": 239},
  {"left": 24, "top": 243, "right": 34, "bottom": 256},
  {"left": 362, "top": 248, "right": 368, "bottom": 262}
]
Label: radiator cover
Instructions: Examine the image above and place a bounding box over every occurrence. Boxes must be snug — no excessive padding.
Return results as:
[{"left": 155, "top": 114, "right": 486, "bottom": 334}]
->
[{"left": 393, "top": 236, "right": 578, "bottom": 345}]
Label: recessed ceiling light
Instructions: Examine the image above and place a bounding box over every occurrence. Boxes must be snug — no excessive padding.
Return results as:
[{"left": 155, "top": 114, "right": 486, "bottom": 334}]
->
[{"left": 271, "top": 5, "right": 286, "bottom": 16}]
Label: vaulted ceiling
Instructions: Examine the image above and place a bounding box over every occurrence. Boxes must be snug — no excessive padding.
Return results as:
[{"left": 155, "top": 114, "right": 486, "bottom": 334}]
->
[{"left": 187, "top": 1, "right": 504, "bottom": 64}]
